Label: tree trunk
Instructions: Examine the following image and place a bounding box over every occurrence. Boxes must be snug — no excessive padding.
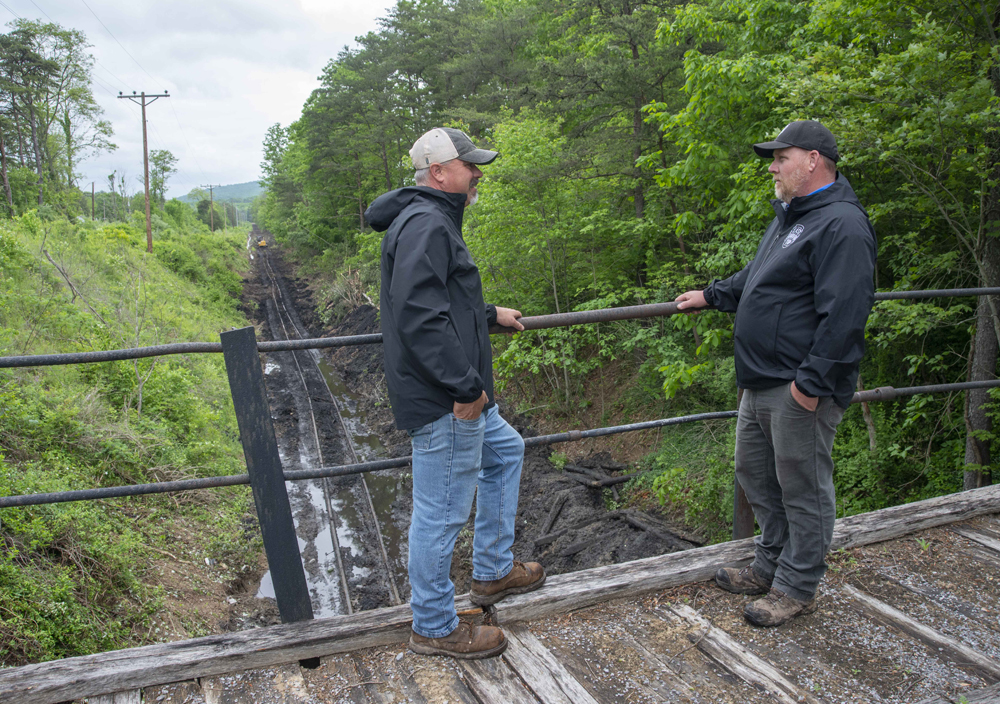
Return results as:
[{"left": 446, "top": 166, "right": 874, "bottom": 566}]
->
[
  {"left": 380, "top": 141, "right": 392, "bottom": 191},
  {"left": 0, "top": 130, "right": 12, "bottom": 214},
  {"left": 25, "top": 97, "right": 44, "bottom": 206},
  {"left": 965, "top": 283, "right": 998, "bottom": 489},
  {"left": 11, "top": 95, "right": 26, "bottom": 167},
  {"left": 62, "top": 110, "right": 74, "bottom": 188},
  {"left": 966, "top": 72, "right": 1000, "bottom": 488},
  {"left": 631, "top": 41, "right": 644, "bottom": 219}
]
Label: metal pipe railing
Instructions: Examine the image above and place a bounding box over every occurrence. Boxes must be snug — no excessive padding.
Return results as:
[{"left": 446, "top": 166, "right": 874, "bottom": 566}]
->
[
  {"left": 1, "top": 288, "right": 997, "bottom": 369},
  {"left": 3, "top": 380, "right": 996, "bottom": 510}
]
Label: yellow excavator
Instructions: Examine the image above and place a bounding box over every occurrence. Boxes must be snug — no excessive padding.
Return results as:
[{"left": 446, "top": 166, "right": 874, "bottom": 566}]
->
[{"left": 257, "top": 238, "right": 267, "bottom": 248}]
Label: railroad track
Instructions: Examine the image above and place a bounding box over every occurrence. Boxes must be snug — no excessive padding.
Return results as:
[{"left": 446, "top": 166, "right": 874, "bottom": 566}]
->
[{"left": 253, "top": 227, "right": 401, "bottom": 615}]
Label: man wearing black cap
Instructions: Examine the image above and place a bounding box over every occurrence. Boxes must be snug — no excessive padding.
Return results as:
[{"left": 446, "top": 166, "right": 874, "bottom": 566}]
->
[
  {"left": 675, "top": 121, "right": 877, "bottom": 626},
  {"left": 365, "top": 128, "right": 546, "bottom": 658}
]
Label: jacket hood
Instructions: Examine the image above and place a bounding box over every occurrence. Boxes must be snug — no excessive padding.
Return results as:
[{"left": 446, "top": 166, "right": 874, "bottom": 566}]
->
[
  {"left": 364, "top": 186, "right": 467, "bottom": 232},
  {"left": 774, "top": 173, "right": 868, "bottom": 220}
]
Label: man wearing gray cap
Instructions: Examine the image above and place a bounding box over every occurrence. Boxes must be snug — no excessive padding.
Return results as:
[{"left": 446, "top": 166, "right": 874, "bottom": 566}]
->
[
  {"left": 675, "top": 121, "right": 877, "bottom": 626},
  {"left": 365, "top": 128, "right": 545, "bottom": 658}
]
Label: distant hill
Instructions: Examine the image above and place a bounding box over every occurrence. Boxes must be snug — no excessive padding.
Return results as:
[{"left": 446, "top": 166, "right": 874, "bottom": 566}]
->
[{"left": 177, "top": 181, "right": 263, "bottom": 204}]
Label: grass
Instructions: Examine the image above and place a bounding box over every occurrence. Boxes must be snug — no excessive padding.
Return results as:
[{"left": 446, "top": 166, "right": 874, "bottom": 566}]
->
[{"left": 0, "top": 208, "right": 259, "bottom": 665}]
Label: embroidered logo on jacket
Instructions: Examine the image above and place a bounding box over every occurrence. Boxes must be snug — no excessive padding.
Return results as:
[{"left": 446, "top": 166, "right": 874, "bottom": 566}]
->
[{"left": 782, "top": 224, "right": 805, "bottom": 248}]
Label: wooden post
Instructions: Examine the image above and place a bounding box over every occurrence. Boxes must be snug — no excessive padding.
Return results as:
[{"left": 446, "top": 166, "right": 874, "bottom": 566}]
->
[
  {"left": 116, "top": 91, "right": 169, "bottom": 250},
  {"left": 733, "top": 387, "right": 755, "bottom": 539},
  {"left": 220, "top": 326, "right": 313, "bottom": 625}
]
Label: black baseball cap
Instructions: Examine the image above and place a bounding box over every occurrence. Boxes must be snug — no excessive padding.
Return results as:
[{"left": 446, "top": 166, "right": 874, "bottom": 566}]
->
[
  {"left": 753, "top": 120, "right": 839, "bottom": 162},
  {"left": 410, "top": 127, "right": 499, "bottom": 168}
]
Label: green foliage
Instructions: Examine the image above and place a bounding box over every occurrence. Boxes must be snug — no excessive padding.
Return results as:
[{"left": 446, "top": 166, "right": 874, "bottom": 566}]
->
[
  {"left": 262, "top": 0, "right": 1000, "bottom": 535},
  {"left": 0, "top": 213, "right": 252, "bottom": 664},
  {"left": 0, "top": 19, "right": 115, "bottom": 219}
]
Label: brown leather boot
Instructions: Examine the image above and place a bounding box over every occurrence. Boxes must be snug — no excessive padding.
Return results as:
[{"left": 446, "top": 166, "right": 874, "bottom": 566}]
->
[
  {"left": 470, "top": 561, "right": 546, "bottom": 606},
  {"left": 715, "top": 566, "right": 772, "bottom": 595},
  {"left": 744, "top": 588, "right": 818, "bottom": 627},
  {"left": 408, "top": 619, "right": 507, "bottom": 659}
]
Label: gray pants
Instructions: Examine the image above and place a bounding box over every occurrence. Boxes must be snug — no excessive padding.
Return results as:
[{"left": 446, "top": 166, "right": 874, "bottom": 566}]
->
[{"left": 736, "top": 384, "right": 845, "bottom": 601}]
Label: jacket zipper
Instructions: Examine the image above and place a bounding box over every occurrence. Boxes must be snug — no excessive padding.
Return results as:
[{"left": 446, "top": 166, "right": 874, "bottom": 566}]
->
[{"left": 745, "top": 221, "right": 788, "bottom": 292}]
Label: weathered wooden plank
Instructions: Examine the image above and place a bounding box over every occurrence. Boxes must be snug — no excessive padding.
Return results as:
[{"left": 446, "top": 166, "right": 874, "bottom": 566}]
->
[
  {"left": 842, "top": 584, "right": 1000, "bottom": 682},
  {"left": 459, "top": 655, "right": 540, "bottom": 704},
  {"left": 953, "top": 527, "right": 1000, "bottom": 555},
  {"left": 88, "top": 692, "right": 141, "bottom": 704},
  {"left": 502, "top": 627, "right": 600, "bottom": 704},
  {"left": 394, "top": 656, "right": 479, "bottom": 704},
  {"left": 6, "top": 484, "right": 1000, "bottom": 704},
  {"left": 350, "top": 653, "right": 402, "bottom": 704},
  {"left": 317, "top": 656, "right": 368, "bottom": 704},
  {"left": 496, "top": 483, "right": 1000, "bottom": 624},
  {"left": 0, "top": 597, "right": 472, "bottom": 704},
  {"left": 142, "top": 680, "right": 202, "bottom": 704},
  {"left": 670, "top": 604, "right": 823, "bottom": 704},
  {"left": 915, "top": 682, "right": 1000, "bottom": 704},
  {"left": 601, "top": 621, "right": 700, "bottom": 702},
  {"left": 876, "top": 571, "right": 995, "bottom": 623},
  {"left": 961, "top": 545, "right": 1000, "bottom": 570}
]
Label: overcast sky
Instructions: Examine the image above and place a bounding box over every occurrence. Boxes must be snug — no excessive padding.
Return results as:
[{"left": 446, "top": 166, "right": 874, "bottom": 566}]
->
[{"left": 0, "top": 0, "right": 396, "bottom": 199}]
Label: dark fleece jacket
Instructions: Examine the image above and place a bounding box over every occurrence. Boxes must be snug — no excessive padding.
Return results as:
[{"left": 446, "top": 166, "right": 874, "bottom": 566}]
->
[
  {"left": 704, "top": 174, "right": 877, "bottom": 408},
  {"left": 365, "top": 187, "right": 497, "bottom": 430}
]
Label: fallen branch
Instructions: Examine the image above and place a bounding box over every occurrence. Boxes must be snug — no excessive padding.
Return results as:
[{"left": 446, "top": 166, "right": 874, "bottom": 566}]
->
[{"left": 42, "top": 249, "right": 108, "bottom": 326}]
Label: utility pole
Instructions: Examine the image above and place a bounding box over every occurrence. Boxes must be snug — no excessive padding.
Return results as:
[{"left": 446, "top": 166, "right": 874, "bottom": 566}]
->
[
  {"left": 201, "top": 184, "right": 216, "bottom": 231},
  {"left": 118, "top": 90, "right": 170, "bottom": 252},
  {"left": 91, "top": 182, "right": 95, "bottom": 220}
]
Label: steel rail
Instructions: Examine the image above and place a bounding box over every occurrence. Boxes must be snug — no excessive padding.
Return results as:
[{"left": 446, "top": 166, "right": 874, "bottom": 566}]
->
[
  {"left": 259, "top": 248, "right": 358, "bottom": 615},
  {"left": 4, "top": 380, "right": 997, "bottom": 510},
  {"left": 2, "top": 288, "right": 999, "bottom": 369}
]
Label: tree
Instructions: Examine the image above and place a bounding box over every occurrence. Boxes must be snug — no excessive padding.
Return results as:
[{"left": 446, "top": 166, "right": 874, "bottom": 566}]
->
[
  {"left": 149, "top": 149, "right": 177, "bottom": 206},
  {"left": 0, "top": 20, "right": 113, "bottom": 213},
  {"left": 0, "top": 24, "right": 59, "bottom": 206}
]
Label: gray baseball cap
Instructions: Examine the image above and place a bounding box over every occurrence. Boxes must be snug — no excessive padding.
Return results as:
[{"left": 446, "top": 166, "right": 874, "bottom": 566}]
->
[{"left": 409, "top": 128, "right": 498, "bottom": 169}]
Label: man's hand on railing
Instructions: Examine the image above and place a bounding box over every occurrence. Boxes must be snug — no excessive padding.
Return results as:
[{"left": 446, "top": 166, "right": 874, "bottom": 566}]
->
[
  {"left": 675, "top": 290, "right": 708, "bottom": 312},
  {"left": 495, "top": 306, "right": 525, "bottom": 331}
]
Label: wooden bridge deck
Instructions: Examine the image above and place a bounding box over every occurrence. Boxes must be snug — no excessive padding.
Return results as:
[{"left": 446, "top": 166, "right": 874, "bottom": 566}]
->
[{"left": 4, "top": 485, "right": 1000, "bottom": 704}]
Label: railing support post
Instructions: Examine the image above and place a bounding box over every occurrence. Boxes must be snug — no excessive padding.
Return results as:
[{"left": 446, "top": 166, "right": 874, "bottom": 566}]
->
[
  {"left": 221, "top": 326, "right": 313, "bottom": 624},
  {"left": 733, "top": 388, "right": 755, "bottom": 539}
]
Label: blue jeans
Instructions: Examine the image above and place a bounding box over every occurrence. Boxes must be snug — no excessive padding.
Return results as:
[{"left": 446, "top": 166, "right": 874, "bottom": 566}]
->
[{"left": 406, "top": 404, "right": 524, "bottom": 638}]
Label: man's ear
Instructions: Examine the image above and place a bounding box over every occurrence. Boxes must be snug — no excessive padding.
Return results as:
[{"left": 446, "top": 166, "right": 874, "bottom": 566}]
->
[
  {"left": 809, "top": 150, "right": 820, "bottom": 173},
  {"left": 428, "top": 163, "right": 445, "bottom": 184}
]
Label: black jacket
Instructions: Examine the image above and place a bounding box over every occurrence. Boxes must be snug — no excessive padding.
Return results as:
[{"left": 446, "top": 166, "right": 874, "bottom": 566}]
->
[
  {"left": 366, "top": 187, "right": 497, "bottom": 430},
  {"left": 704, "top": 174, "right": 876, "bottom": 408}
]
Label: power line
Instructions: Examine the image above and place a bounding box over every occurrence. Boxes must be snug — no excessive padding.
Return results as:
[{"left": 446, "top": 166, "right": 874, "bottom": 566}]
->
[
  {"left": 94, "top": 58, "right": 130, "bottom": 91},
  {"left": 78, "top": 0, "right": 161, "bottom": 86},
  {"left": 0, "top": 1, "right": 21, "bottom": 19},
  {"left": 169, "top": 101, "right": 208, "bottom": 181},
  {"left": 27, "top": 0, "right": 51, "bottom": 22},
  {"left": 71, "top": 0, "right": 206, "bottom": 184}
]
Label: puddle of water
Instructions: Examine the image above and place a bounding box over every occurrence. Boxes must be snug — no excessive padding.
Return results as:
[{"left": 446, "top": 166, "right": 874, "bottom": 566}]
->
[
  {"left": 316, "top": 358, "right": 408, "bottom": 593},
  {"left": 256, "top": 477, "right": 344, "bottom": 618},
  {"left": 256, "top": 571, "right": 274, "bottom": 600},
  {"left": 316, "top": 359, "right": 384, "bottom": 462}
]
